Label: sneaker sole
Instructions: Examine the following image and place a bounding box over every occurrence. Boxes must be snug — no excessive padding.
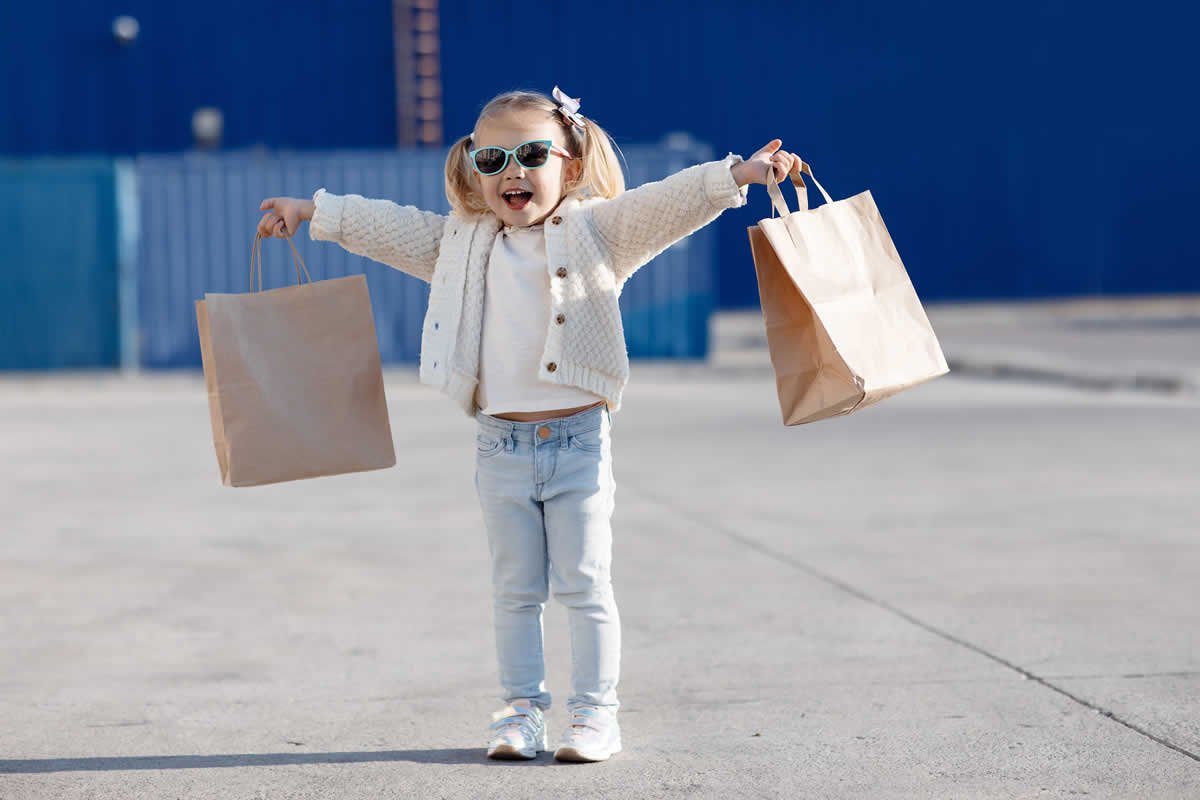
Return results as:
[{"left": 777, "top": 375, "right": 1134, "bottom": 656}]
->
[
  {"left": 554, "top": 739, "right": 622, "bottom": 763},
  {"left": 487, "top": 728, "right": 548, "bottom": 760},
  {"left": 487, "top": 743, "right": 537, "bottom": 760}
]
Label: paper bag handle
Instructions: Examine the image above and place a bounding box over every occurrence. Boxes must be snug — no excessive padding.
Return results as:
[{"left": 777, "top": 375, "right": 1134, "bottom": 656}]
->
[
  {"left": 765, "top": 158, "right": 834, "bottom": 217},
  {"left": 250, "top": 232, "right": 314, "bottom": 292}
]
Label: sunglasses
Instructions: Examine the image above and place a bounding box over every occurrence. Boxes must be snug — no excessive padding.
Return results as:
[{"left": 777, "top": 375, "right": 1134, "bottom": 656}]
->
[{"left": 469, "top": 139, "right": 576, "bottom": 176}]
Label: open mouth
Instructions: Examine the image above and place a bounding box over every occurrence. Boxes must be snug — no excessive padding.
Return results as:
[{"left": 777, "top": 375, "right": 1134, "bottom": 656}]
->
[{"left": 502, "top": 190, "right": 533, "bottom": 211}]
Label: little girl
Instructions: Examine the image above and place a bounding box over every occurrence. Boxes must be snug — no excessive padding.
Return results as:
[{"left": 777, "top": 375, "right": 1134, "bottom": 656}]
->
[{"left": 257, "top": 85, "right": 801, "bottom": 763}]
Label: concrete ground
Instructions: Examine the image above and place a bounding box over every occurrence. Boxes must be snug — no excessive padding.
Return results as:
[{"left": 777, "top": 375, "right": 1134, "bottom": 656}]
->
[
  {"left": 713, "top": 293, "right": 1200, "bottom": 395},
  {"left": 1, "top": 298, "right": 1198, "bottom": 798}
]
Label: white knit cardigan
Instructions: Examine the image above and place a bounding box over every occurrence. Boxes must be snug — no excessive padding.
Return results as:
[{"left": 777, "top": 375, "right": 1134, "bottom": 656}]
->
[{"left": 308, "top": 152, "right": 750, "bottom": 416}]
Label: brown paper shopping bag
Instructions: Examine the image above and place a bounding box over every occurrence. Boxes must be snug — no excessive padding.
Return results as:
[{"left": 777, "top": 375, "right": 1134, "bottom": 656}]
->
[
  {"left": 747, "top": 162, "right": 949, "bottom": 425},
  {"left": 195, "top": 233, "right": 396, "bottom": 487}
]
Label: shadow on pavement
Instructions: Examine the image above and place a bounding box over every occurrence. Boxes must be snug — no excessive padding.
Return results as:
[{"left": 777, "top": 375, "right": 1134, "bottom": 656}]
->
[{"left": 0, "top": 747, "right": 536, "bottom": 773}]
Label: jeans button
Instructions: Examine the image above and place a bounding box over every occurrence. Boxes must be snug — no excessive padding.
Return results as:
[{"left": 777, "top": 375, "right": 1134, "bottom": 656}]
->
[{"left": 537, "top": 426, "right": 551, "bottom": 440}]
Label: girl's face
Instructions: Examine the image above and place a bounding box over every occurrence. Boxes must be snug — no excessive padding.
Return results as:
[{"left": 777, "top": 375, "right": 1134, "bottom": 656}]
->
[{"left": 472, "top": 112, "right": 582, "bottom": 228}]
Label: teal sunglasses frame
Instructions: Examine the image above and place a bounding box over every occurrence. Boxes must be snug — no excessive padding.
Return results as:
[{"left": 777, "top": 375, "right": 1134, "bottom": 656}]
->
[{"left": 468, "top": 139, "right": 576, "bottom": 176}]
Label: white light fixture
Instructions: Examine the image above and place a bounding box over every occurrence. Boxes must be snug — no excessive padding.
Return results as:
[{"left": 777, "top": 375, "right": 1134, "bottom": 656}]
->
[
  {"left": 192, "top": 107, "right": 224, "bottom": 150},
  {"left": 112, "top": 16, "right": 140, "bottom": 46}
]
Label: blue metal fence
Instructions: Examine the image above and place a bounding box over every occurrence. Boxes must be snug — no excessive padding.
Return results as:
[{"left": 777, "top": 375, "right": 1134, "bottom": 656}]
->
[
  {"left": 134, "top": 138, "right": 716, "bottom": 369},
  {"left": 609, "top": 136, "right": 716, "bottom": 360},
  {"left": 135, "top": 148, "right": 441, "bottom": 369}
]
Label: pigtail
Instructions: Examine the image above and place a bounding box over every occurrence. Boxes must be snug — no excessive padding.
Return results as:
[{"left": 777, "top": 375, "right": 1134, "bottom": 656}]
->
[
  {"left": 572, "top": 117, "right": 626, "bottom": 200},
  {"left": 444, "top": 134, "right": 490, "bottom": 216}
]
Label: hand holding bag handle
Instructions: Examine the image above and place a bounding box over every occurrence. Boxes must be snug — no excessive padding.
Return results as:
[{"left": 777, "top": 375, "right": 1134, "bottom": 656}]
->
[
  {"left": 249, "top": 232, "right": 314, "bottom": 292},
  {"left": 765, "top": 157, "right": 835, "bottom": 217}
]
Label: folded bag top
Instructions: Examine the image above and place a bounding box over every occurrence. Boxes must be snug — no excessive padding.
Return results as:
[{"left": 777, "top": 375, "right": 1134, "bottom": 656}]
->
[
  {"left": 195, "top": 232, "right": 396, "bottom": 487},
  {"left": 747, "top": 160, "right": 949, "bottom": 426}
]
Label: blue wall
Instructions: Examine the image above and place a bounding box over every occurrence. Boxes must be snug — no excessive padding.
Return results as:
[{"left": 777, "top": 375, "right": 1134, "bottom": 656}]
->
[
  {"left": 3, "top": 0, "right": 1198, "bottom": 307},
  {"left": 0, "top": 0, "right": 396, "bottom": 154},
  {"left": 437, "top": 0, "right": 1199, "bottom": 305}
]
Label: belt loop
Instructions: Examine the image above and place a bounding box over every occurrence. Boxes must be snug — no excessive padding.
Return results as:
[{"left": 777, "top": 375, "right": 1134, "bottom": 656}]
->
[
  {"left": 559, "top": 418, "right": 569, "bottom": 450},
  {"left": 506, "top": 425, "right": 516, "bottom": 453}
]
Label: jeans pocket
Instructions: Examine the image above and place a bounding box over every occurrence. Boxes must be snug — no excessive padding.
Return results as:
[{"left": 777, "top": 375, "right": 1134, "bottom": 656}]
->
[
  {"left": 476, "top": 432, "right": 504, "bottom": 458},
  {"left": 570, "top": 426, "right": 604, "bottom": 453}
]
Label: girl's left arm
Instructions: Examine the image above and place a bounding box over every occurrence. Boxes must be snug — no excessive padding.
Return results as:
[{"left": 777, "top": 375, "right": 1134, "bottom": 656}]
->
[
  {"left": 586, "top": 153, "right": 749, "bottom": 289},
  {"left": 586, "top": 139, "right": 800, "bottom": 289}
]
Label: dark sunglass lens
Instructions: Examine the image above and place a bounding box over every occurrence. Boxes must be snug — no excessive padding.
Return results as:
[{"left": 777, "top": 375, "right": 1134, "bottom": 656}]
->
[
  {"left": 515, "top": 142, "right": 550, "bottom": 168},
  {"left": 474, "top": 148, "right": 506, "bottom": 174}
]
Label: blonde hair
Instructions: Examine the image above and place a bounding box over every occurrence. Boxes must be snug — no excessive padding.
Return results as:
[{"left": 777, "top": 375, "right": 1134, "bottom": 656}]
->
[{"left": 444, "top": 89, "right": 626, "bottom": 217}]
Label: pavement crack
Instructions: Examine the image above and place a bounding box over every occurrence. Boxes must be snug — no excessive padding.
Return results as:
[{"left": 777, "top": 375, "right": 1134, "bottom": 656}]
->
[
  {"left": 624, "top": 482, "right": 1200, "bottom": 766},
  {"left": 1041, "top": 670, "right": 1200, "bottom": 681}
]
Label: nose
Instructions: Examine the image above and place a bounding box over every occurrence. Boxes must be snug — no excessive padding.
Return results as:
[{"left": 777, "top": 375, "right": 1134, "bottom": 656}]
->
[{"left": 501, "top": 156, "right": 526, "bottom": 177}]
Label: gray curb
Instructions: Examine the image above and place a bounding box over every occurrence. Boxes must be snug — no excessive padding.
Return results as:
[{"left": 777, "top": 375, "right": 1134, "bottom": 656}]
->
[{"left": 942, "top": 356, "right": 1197, "bottom": 396}]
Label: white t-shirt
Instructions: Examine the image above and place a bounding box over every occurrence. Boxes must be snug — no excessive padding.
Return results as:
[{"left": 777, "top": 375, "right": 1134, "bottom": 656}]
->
[{"left": 476, "top": 222, "right": 605, "bottom": 415}]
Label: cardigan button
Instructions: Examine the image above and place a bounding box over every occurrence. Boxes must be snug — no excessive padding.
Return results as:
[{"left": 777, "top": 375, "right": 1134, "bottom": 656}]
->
[
  {"left": 556, "top": 267, "right": 567, "bottom": 278},
  {"left": 551, "top": 216, "right": 562, "bottom": 225},
  {"left": 546, "top": 362, "right": 557, "bottom": 373},
  {"left": 555, "top": 313, "right": 565, "bottom": 325}
]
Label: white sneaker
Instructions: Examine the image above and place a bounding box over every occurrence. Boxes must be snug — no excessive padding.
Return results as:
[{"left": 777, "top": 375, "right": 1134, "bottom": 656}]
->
[
  {"left": 486, "top": 699, "right": 548, "bottom": 760},
  {"left": 554, "top": 705, "right": 622, "bottom": 762}
]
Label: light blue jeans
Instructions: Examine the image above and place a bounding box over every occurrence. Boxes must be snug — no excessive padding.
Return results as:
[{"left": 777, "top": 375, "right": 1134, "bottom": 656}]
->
[{"left": 473, "top": 402, "right": 621, "bottom": 714}]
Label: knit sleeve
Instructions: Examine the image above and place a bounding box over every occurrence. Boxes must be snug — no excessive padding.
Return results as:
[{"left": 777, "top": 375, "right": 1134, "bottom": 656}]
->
[
  {"left": 308, "top": 188, "right": 446, "bottom": 284},
  {"left": 585, "top": 153, "right": 749, "bottom": 289}
]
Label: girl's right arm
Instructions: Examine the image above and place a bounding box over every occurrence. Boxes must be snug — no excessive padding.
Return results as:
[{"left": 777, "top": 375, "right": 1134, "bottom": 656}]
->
[{"left": 259, "top": 189, "right": 446, "bottom": 284}]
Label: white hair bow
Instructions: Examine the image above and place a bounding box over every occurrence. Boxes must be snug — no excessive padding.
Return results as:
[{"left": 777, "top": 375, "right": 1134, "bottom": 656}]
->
[{"left": 552, "top": 85, "right": 586, "bottom": 129}]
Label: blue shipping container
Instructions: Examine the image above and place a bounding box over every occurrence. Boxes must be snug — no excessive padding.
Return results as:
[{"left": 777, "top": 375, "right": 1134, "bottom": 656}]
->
[{"left": 0, "top": 159, "right": 122, "bottom": 370}]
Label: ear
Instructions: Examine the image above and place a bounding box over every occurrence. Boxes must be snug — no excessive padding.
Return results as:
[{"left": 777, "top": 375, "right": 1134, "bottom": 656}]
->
[{"left": 565, "top": 157, "right": 583, "bottom": 186}]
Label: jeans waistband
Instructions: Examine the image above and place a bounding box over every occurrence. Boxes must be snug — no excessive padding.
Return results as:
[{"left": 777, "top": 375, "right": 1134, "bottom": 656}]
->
[{"left": 475, "top": 402, "right": 607, "bottom": 444}]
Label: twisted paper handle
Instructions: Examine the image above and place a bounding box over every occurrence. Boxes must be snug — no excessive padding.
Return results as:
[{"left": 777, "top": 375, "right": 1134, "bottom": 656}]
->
[{"left": 250, "top": 232, "right": 314, "bottom": 292}]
